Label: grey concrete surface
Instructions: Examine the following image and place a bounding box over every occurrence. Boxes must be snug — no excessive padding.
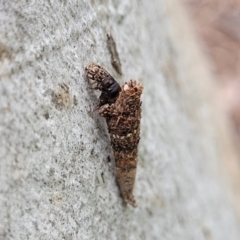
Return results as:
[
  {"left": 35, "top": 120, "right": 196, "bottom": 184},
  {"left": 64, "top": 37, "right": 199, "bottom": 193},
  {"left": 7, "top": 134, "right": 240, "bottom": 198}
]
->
[{"left": 1, "top": 0, "right": 240, "bottom": 239}]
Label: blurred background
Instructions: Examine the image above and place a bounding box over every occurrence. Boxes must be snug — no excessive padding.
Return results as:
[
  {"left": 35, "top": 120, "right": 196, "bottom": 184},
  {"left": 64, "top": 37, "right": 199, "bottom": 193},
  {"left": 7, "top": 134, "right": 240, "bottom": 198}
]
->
[{"left": 183, "top": 0, "right": 240, "bottom": 152}]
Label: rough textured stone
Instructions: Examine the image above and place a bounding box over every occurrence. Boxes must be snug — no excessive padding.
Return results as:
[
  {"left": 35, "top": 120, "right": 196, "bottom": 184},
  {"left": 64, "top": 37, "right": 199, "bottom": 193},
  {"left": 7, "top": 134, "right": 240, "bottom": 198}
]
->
[{"left": 1, "top": 0, "right": 240, "bottom": 239}]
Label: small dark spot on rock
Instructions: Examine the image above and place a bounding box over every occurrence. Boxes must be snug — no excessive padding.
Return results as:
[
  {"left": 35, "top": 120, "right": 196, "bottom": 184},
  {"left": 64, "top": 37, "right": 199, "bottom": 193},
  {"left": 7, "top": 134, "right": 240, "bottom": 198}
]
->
[
  {"left": 101, "top": 172, "right": 105, "bottom": 183},
  {"left": 48, "top": 168, "right": 55, "bottom": 176},
  {"left": 73, "top": 95, "right": 78, "bottom": 106},
  {"left": 107, "top": 156, "right": 111, "bottom": 162},
  {"left": 0, "top": 42, "right": 12, "bottom": 62},
  {"left": 44, "top": 112, "right": 49, "bottom": 119},
  {"left": 146, "top": 208, "right": 153, "bottom": 216},
  {"left": 202, "top": 226, "right": 212, "bottom": 240},
  {"left": 51, "top": 83, "right": 72, "bottom": 110}
]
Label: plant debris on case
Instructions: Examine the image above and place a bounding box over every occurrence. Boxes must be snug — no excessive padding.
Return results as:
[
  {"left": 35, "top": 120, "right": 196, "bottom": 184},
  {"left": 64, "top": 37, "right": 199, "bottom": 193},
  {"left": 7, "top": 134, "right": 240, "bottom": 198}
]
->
[{"left": 85, "top": 63, "right": 143, "bottom": 207}]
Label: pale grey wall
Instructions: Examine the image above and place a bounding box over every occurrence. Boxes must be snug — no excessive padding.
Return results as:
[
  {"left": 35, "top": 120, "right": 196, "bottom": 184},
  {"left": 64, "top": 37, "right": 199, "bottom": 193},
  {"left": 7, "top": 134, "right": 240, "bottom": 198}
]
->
[{"left": 1, "top": 1, "right": 240, "bottom": 239}]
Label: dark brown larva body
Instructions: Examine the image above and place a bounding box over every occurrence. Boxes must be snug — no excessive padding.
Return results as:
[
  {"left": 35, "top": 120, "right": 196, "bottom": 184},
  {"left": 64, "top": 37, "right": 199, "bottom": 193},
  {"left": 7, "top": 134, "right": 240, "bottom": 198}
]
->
[{"left": 85, "top": 64, "right": 143, "bottom": 207}]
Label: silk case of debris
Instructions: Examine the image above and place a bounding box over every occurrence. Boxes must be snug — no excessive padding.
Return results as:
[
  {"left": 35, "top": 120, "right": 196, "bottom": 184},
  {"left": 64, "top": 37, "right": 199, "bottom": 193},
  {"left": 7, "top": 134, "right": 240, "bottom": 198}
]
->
[{"left": 85, "top": 63, "right": 143, "bottom": 207}]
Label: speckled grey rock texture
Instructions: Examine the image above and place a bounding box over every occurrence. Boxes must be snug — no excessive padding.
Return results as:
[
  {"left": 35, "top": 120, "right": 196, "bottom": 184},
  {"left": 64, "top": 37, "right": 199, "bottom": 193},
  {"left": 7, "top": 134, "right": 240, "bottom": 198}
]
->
[{"left": 1, "top": 1, "right": 240, "bottom": 239}]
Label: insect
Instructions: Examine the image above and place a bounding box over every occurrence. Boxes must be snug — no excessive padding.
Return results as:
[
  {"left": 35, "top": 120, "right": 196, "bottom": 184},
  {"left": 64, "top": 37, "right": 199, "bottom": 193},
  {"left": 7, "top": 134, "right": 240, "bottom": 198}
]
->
[
  {"left": 85, "top": 63, "right": 121, "bottom": 107},
  {"left": 85, "top": 63, "right": 143, "bottom": 207}
]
